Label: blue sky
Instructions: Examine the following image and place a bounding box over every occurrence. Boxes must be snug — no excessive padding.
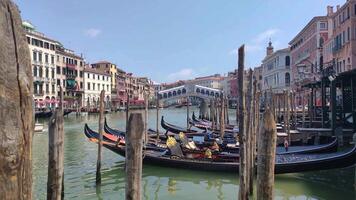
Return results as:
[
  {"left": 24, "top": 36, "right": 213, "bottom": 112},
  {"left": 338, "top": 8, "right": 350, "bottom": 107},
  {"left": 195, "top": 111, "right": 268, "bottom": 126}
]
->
[{"left": 16, "top": 0, "right": 345, "bottom": 83}]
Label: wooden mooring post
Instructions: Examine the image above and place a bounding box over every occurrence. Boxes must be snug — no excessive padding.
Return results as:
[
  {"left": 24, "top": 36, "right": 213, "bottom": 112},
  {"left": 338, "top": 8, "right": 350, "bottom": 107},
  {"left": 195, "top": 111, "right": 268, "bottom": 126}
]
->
[
  {"left": 156, "top": 98, "right": 160, "bottom": 144},
  {"left": 237, "top": 45, "right": 248, "bottom": 200},
  {"left": 257, "top": 107, "right": 277, "bottom": 200},
  {"left": 245, "top": 69, "right": 253, "bottom": 196},
  {"left": 96, "top": 90, "right": 105, "bottom": 184},
  {"left": 144, "top": 91, "right": 149, "bottom": 145},
  {"left": 47, "top": 87, "right": 64, "bottom": 200},
  {"left": 125, "top": 113, "right": 144, "bottom": 200},
  {"left": 186, "top": 96, "right": 190, "bottom": 130},
  {"left": 220, "top": 94, "right": 225, "bottom": 138},
  {"left": 0, "top": 1, "right": 34, "bottom": 199}
]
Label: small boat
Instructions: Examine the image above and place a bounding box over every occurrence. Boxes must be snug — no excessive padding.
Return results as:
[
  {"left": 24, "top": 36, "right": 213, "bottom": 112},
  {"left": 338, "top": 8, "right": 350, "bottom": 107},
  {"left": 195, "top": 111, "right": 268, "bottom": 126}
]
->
[
  {"left": 34, "top": 123, "right": 44, "bottom": 132},
  {"left": 83, "top": 126, "right": 356, "bottom": 174},
  {"left": 35, "top": 110, "right": 53, "bottom": 118},
  {"left": 63, "top": 110, "right": 72, "bottom": 116},
  {"left": 191, "top": 113, "right": 237, "bottom": 133},
  {"left": 161, "top": 116, "right": 198, "bottom": 134}
]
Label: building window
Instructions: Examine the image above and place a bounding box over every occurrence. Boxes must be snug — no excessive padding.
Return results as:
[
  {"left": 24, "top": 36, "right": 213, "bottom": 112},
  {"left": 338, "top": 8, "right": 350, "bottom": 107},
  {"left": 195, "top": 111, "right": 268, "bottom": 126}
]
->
[
  {"left": 347, "top": 27, "right": 350, "bottom": 41},
  {"left": 87, "top": 83, "right": 91, "bottom": 90},
  {"left": 45, "top": 54, "right": 49, "bottom": 63},
  {"left": 38, "top": 52, "right": 42, "bottom": 62},
  {"left": 44, "top": 42, "right": 49, "bottom": 49},
  {"left": 33, "top": 66, "right": 37, "bottom": 77},
  {"left": 285, "top": 72, "right": 290, "bottom": 87},
  {"left": 56, "top": 66, "right": 61, "bottom": 74},
  {"left": 45, "top": 68, "right": 49, "bottom": 78},
  {"left": 62, "top": 80, "right": 65, "bottom": 87},
  {"left": 27, "top": 37, "right": 31, "bottom": 44},
  {"left": 50, "top": 44, "right": 55, "bottom": 50},
  {"left": 80, "top": 71, "right": 83, "bottom": 77},
  {"left": 33, "top": 51, "right": 37, "bottom": 61},
  {"left": 46, "top": 84, "right": 49, "bottom": 93},
  {"left": 52, "top": 84, "right": 55, "bottom": 94},
  {"left": 320, "top": 22, "right": 326, "bottom": 29},
  {"left": 39, "top": 67, "right": 43, "bottom": 77},
  {"left": 285, "top": 56, "right": 290, "bottom": 66},
  {"left": 51, "top": 55, "right": 55, "bottom": 64},
  {"left": 57, "top": 79, "right": 60, "bottom": 86},
  {"left": 51, "top": 68, "right": 54, "bottom": 78},
  {"left": 93, "top": 83, "right": 95, "bottom": 91},
  {"left": 80, "top": 82, "right": 83, "bottom": 89}
]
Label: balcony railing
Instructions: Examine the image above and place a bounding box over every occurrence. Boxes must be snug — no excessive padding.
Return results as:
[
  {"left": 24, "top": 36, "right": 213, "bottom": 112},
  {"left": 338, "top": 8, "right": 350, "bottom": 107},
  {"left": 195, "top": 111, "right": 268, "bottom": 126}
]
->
[
  {"left": 66, "top": 74, "right": 76, "bottom": 79},
  {"left": 34, "top": 91, "right": 44, "bottom": 96}
]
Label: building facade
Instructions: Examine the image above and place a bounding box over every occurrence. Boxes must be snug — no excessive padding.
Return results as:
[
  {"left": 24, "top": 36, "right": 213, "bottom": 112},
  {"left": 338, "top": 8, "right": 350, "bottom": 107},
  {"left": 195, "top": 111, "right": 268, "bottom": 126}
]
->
[
  {"left": 56, "top": 47, "right": 85, "bottom": 108},
  {"left": 289, "top": 16, "right": 329, "bottom": 105},
  {"left": 23, "top": 21, "right": 58, "bottom": 108},
  {"left": 83, "top": 67, "right": 111, "bottom": 108},
  {"left": 262, "top": 43, "right": 291, "bottom": 94}
]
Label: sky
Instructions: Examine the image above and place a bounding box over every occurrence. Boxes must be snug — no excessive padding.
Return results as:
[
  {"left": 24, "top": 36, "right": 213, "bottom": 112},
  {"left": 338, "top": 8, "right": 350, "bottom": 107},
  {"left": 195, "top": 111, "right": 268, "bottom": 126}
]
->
[{"left": 15, "top": 0, "right": 345, "bottom": 83}]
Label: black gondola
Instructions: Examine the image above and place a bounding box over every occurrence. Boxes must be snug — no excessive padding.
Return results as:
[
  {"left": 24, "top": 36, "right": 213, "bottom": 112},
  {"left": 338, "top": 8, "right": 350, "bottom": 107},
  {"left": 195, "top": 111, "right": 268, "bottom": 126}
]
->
[
  {"left": 83, "top": 126, "right": 356, "bottom": 174},
  {"left": 35, "top": 110, "right": 53, "bottom": 118},
  {"left": 161, "top": 116, "right": 198, "bottom": 134},
  {"left": 93, "top": 122, "right": 339, "bottom": 155}
]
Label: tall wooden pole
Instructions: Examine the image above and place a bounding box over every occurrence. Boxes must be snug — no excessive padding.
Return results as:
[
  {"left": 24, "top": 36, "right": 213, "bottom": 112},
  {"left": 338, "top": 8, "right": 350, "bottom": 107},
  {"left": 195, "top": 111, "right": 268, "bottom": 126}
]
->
[
  {"left": 156, "top": 98, "right": 159, "bottom": 144},
  {"left": 249, "top": 80, "right": 258, "bottom": 195},
  {"left": 144, "top": 91, "right": 149, "bottom": 145},
  {"left": 257, "top": 108, "right": 277, "bottom": 200},
  {"left": 225, "top": 97, "right": 230, "bottom": 124},
  {"left": 237, "top": 45, "right": 248, "bottom": 200},
  {"left": 245, "top": 69, "right": 253, "bottom": 196},
  {"left": 286, "top": 90, "right": 290, "bottom": 143},
  {"left": 302, "top": 92, "right": 306, "bottom": 128},
  {"left": 47, "top": 87, "right": 64, "bottom": 200},
  {"left": 125, "top": 113, "right": 144, "bottom": 200},
  {"left": 220, "top": 95, "right": 225, "bottom": 138},
  {"left": 186, "top": 96, "right": 190, "bottom": 130},
  {"left": 96, "top": 90, "right": 105, "bottom": 184},
  {"left": 0, "top": 1, "right": 33, "bottom": 198}
]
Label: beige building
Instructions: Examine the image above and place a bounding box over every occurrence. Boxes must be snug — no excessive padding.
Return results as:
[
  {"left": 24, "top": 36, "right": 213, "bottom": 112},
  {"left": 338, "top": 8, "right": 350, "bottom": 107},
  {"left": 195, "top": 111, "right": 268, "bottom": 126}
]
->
[
  {"left": 23, "top": 21, "right": 58, "bottom": 108},
  {"left": 56, "top": 46, "right": 85, "bottom": 108}
]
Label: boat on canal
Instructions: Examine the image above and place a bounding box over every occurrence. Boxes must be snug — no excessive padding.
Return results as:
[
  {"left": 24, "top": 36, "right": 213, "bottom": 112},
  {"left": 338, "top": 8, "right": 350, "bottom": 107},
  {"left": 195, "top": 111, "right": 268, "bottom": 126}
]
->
[{"left": 83, "top": 123, "right": 354, "bottom": 173}]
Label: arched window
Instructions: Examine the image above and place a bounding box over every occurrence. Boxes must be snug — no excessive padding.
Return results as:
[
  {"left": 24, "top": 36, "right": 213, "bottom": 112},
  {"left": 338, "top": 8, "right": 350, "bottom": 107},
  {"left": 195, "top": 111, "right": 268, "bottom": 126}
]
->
[
  {"left": 196, "top": 88, "right": 200, "bottom": 93},
  {"left": 168, "top": 92, "right": 172, "bottom": 97},
  {"left": 285, "top": 56, "right": 290, "bottom": 66},
  {"left": 39, "top": 67, "right": 43, "bottom": 77},
  {"left": 285, "top": 72, "right": 290, "bottom": 86},
  {"left": 210, "top": 91, "right": 214, "bottom": 96},
  {"left": 205, "top": 90, "right": 209, "bottom": 95},
  {"left": 163, "top": 93, "right": 167, "bottom": 98},
  {"left": 319, "top": 37, "right": 324, "bottom": 48},
  {"left": 182, "top": 88, "right": 186, "bottom": 94},
  {"left": 215, "top": 92, "right": 219, "bottom": 97},
  {"left": 177, "top": 90, "right": 181, "bottom": 95},
  {"left": 201, "top": 89, "right": 205, "bottom": 94},
  {"left": 33, "top": 66, "right": 38, "bottom": 77},
  {"left": 173, "top": 91, "right": 177, "bottom": 96}
]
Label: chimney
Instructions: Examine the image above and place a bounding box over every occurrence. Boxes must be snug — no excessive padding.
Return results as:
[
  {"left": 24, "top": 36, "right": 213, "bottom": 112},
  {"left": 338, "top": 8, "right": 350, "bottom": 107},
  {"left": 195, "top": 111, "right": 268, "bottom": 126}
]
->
[
  {"left": 327, "top": 6, "right": 333, "bottom": 16},
  {"left": 336, "top": 5, "right": 340, "bottom": 11},
  {"left": 266, "top": 40, "right": 274, "bottom": 56}
]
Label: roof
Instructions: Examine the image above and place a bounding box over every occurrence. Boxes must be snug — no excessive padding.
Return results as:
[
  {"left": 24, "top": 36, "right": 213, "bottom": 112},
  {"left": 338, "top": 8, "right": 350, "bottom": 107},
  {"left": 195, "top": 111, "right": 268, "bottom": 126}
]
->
[
  {"left": 262, "top": 47, "right": 290, "bottom": 62},
  {"left": 289, "top": 16, "right": 327, "bottom": 45},
  {"left": 84, "top": 67, "right": 110, "bottom": 76},
  {"left": 92, "top": 60, "right": 112, "bottom": 64}
]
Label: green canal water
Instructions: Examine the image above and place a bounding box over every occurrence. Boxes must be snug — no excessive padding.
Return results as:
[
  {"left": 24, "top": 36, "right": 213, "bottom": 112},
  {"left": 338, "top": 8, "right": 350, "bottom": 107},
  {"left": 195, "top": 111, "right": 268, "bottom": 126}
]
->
[{"left": 33, "top": 108, "right": 355, "bottom": 199}]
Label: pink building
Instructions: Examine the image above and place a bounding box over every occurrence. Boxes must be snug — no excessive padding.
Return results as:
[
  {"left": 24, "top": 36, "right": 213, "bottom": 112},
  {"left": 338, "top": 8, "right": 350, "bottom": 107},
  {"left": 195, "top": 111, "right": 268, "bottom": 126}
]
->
[
  {"left": 289, "top": 16, "right": 329, "bottom": 105},
  {"left": 323, "top": 2, "right": 356, "bottom": 74}
]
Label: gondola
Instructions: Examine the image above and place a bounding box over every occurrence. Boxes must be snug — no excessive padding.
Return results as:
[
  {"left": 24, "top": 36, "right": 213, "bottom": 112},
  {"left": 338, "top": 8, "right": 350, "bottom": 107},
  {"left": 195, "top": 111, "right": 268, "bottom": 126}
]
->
[
  {"left": 83, "top": 126, "right": 356, "bottom": 174},
  {"left": 63, "top": 110, "right": 72, "bottom": 116},
  {"left": 161, "top": 116, "right": 198, "bottom": 134},
  {"left": 104, "top": 119, "right": 338, "bottom": 155},
  {"left": 35, "top": 110, "right": 53, "bottom": 118},
  {"left": 191, "top": 113, "right": 237, "bottom": 133}
]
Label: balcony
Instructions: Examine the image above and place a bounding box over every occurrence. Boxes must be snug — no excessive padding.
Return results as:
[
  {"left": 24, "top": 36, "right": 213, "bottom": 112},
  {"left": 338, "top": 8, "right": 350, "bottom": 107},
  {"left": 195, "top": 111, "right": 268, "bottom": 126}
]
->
[
  {"left": 66, "top": 63, "right": 76, "bottom": 70},
  {"left": 66, "top": 73, "right": 76, "bottom": 80},
  {"left": 34, "top": 91, "right": 44, "bottom": 96}
]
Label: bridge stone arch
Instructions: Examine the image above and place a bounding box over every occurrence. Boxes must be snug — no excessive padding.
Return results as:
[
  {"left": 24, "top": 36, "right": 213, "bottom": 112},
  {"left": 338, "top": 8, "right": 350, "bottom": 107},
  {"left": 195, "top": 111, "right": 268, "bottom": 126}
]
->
[{"left": 158, "top": 84, "right": 223, "bottom": 102}]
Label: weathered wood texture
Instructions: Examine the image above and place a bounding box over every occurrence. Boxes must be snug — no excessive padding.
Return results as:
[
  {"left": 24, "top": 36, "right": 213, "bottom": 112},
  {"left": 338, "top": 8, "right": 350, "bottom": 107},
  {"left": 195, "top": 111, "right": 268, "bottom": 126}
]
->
[
  {"left": 96, "top": 90, "right": 105, "bottom": 184},
  {"left": 220, "top": 96, "right": 225, "bottom": 138},
  {"left": 245, "top": 69, "right": 253, "bottom": 196},
  {"left": 248, "top": 79, "right": 258, "bottom": 195},
  {"left": 156, "top": 98, "right": 159, "bottom": 144},
  {"left": 257, "top": 108, "right": 277, "bottom": 200},
  {"left": 237, "top": 45, "right": 248, "bottom": 200},
  {"left": 125, "top": 113, "right": 144, "bottom": 200},
  {"left": 0, "top": 1, "right": 33, "bottom": 199},
  {"left": 144, "top": 92, "right": 149, "bottom": 144},
  {"left": 186, "top": 96, "right": 189, "bottom": 129},
  {"left": 47, "top": 88, "right": 64, "bottom": 200}
]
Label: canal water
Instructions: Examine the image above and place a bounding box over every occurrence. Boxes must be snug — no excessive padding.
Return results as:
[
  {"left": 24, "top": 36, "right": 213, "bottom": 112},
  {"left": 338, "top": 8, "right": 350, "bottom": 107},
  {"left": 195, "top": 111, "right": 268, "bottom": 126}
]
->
[{"left": 33, "top": 107, "right": 355, "bottom": 199}]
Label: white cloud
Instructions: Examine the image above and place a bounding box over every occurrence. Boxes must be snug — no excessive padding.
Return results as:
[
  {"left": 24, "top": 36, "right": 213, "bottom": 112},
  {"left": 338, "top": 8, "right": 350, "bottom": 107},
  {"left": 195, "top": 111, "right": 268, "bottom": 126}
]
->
[
  {"left": 167, "top": 68, "right": 194, "bottom": 81},
  {"left": 253, "top": 28, "right": 280, "bottom": 43},
  {"left": 84, "top": 28, "right": 102, "bottom": 38}
]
